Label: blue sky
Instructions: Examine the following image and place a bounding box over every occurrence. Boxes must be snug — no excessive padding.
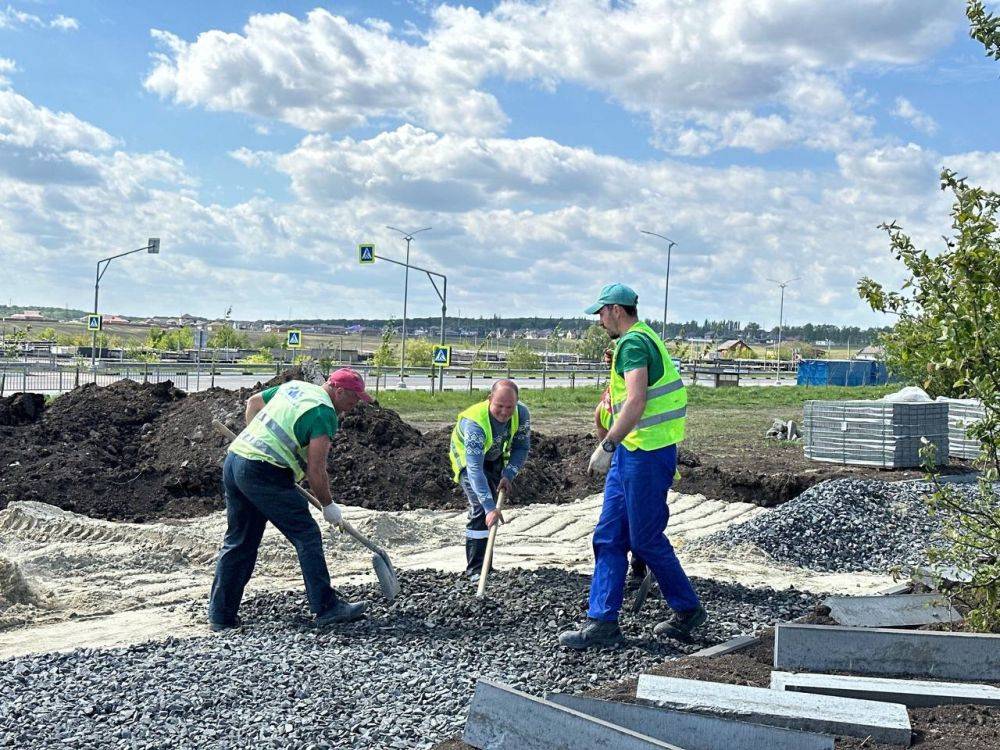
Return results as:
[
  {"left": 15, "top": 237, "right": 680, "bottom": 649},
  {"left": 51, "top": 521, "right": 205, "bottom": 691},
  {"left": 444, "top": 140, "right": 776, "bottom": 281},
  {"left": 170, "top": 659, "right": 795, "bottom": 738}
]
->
[{"left": 2, "top": 1, "right": 999, "bottom": 326}]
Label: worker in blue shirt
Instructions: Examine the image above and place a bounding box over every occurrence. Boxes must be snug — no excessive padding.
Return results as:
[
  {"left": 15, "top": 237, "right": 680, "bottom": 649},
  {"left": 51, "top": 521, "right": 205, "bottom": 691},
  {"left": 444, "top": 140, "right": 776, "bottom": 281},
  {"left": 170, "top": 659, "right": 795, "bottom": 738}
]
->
[{"left": 448, "top": 379, "right": 531, "bottom": 581}]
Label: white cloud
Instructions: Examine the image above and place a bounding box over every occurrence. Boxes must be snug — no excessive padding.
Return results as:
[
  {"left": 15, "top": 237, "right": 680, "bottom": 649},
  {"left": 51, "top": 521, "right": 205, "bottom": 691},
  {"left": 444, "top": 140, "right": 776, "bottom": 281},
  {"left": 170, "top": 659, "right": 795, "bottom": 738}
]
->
[
  {"left": 144, "top": 1, "right": 959, "bottom": 154},
  {"left": 0, "top": 57, "right": 15, "bottom": 85},
  {"left": 50, "top": 15, "right": 79, "bottom": 31},
  {"left": 0, "top": 89, "right": 118, "bottom": 151},
  {"left": 892, "top": 96, "right": 939, "bottom": 135},
  {"left": 0, "top": 6, "right": 78, "bottom": 31}
]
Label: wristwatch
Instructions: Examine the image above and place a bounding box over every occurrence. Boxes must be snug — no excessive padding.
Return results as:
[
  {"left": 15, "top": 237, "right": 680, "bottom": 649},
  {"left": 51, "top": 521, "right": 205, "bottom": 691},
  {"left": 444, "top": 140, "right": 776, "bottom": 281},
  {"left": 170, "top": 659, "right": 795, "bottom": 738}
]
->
[{"left": 601, "top": 438, "right": 616, "bottom": 453}]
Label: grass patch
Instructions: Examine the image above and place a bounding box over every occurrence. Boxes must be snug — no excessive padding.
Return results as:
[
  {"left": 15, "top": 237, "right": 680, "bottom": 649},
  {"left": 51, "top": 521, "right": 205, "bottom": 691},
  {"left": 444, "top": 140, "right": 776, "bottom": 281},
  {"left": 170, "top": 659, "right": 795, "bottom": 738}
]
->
[{"left": 376, "top": 383, "right": 901, "bottom": 425}]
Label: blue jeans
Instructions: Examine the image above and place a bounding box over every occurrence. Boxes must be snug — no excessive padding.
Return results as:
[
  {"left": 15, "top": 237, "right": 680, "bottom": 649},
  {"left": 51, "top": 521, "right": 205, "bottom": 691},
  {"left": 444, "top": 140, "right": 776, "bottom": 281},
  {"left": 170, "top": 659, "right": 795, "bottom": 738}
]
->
[
  {"left": 208, "top": 453, "right": 337, "bottom": 624},
  {"left": 588, "top": 443, "right": 701, "bottom": 621}
]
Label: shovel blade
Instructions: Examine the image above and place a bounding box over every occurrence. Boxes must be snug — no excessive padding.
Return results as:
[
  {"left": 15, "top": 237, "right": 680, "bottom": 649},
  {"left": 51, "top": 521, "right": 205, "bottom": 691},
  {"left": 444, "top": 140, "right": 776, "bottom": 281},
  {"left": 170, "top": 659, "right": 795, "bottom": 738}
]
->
[{"left": 373, "top": 552, "right": 400, "bottom": 602}]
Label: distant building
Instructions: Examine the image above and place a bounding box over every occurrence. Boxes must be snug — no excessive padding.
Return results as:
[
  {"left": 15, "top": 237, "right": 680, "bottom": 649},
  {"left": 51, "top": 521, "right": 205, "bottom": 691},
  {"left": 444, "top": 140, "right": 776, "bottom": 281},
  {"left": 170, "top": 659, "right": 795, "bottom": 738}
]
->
[
  {"left": 854, "top": 344, "right": 885, "bottom": 360},
  {"left": 710, "top": 338, "right": 756, "bottom": 359},
  {"left": 8, "top": 310, "right": 51, "bottom": 321}
]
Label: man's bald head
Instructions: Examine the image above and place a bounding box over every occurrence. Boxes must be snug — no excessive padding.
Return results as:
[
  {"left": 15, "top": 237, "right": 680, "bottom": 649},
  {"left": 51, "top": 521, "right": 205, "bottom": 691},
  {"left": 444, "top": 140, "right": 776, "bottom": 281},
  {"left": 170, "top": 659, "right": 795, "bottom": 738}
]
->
[{"left": 488, "top": 379, "right": 519, "bottom": 423}]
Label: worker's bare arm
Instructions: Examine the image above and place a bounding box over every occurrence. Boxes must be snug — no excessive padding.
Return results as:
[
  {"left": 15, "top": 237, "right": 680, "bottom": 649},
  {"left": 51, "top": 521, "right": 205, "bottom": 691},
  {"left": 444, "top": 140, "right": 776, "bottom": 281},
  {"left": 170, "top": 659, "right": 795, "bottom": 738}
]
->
[{"left": 244, "top": 393, "right": 265, "bottom": 425}]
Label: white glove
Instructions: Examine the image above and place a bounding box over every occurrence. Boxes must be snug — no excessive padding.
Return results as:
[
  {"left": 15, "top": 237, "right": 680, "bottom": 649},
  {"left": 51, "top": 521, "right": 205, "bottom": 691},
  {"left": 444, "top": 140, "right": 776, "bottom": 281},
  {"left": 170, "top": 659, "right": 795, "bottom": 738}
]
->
[
  {"left": 322, "top": 502, "right": 344, "bottom": 527},
  {"left": 588, "top": 439, "right": 615, "bottom": 476}
]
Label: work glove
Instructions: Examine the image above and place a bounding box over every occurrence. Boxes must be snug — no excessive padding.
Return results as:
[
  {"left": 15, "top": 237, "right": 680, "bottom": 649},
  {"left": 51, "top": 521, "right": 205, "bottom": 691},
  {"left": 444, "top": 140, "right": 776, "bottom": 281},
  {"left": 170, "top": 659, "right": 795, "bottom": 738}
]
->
[
  {"left": 587, "top": 439, "right": 615, "bottom": 476},
  {"left": 322, "top": 502, "right": 344, "bottom": 528}
]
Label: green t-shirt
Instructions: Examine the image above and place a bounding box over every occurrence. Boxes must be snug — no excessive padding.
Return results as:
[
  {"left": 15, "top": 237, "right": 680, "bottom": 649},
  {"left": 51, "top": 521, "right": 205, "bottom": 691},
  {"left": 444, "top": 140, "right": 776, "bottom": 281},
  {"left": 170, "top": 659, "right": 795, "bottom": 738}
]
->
[
  {"left": 614, "top": 330, "right": 664, "bottom": 385},
  {"left": 261, "top": 386, "right": 339, "bottom": 447}
]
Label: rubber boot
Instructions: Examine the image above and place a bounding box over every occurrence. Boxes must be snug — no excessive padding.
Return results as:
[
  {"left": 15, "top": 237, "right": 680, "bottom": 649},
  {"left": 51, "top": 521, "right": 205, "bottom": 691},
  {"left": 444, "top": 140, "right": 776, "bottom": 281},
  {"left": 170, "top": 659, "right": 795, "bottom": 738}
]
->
[
  {"left": 654, "top": 606, "right": 708, "bottom": 641},
  {"left": 466, "top": 537, "right": 488, "bottom": 581},
  {"left": 558, "top": 619, "right": 624, "bottom": 650}
]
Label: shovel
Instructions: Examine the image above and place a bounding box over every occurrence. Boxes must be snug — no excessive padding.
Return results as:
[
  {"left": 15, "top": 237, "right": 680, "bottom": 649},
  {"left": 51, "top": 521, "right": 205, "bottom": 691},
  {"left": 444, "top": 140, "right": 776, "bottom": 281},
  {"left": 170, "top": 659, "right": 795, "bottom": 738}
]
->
[
  {"left": 631, "top": 570, "right": 655, "bottom": 613},
  {"left": 475, "top": 488, "right": 508, "bottom": 599},
  {"left": 212, "top": 419, "right": 399, "bottom": 601}
]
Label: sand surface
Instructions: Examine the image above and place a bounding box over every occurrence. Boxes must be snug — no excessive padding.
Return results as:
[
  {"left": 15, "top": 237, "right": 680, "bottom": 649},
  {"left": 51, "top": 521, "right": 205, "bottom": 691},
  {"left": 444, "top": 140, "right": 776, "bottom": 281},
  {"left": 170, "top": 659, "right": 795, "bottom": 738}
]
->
[{"left": 0, "top": 491, "right": 892, "bottom": 659}]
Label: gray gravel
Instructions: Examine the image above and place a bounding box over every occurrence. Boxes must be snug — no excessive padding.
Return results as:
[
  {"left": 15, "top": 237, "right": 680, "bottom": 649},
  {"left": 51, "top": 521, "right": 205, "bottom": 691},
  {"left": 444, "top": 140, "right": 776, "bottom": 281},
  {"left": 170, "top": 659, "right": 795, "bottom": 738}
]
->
[
  {"left": 695, "top": 478, "right": 970, "bottom": 573},
  {"left": 1, "top": 568, "right": 816, "bottom": 749}
]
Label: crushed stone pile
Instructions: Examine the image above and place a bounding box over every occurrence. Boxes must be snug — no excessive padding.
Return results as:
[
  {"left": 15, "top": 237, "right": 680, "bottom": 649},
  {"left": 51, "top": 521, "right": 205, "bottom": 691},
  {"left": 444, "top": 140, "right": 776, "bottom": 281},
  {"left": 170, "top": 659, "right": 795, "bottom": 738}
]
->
[
  {"left": 1, "top": 568, "right": 816, "bottom": 750},
  {"left": 0, "top": 376, "right": 603, "bottom": 522},
  {"left": 695, "top": 477, "right": 957, "bottom": 573}
]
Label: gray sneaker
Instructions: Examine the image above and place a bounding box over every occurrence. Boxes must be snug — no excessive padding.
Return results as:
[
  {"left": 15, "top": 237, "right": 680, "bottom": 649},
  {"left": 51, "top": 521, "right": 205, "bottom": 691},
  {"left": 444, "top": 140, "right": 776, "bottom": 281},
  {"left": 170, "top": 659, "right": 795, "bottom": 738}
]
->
[
  {"left": 558, "top": 618, "right": 624, "bottom": 650},
  {"left": 315, "top": 598, "right": 367, "bottom": 626},
  {"left": 654, "top": 606, "right": 707, "bottom": 641}
]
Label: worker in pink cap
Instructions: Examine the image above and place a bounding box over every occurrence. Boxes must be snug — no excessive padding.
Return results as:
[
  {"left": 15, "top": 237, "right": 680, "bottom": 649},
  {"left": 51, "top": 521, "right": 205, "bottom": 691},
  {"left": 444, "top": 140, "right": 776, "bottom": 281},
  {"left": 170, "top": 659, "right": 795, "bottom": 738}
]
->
[{"left": 209, "top": 369, "right": 372, "bottom": 631}]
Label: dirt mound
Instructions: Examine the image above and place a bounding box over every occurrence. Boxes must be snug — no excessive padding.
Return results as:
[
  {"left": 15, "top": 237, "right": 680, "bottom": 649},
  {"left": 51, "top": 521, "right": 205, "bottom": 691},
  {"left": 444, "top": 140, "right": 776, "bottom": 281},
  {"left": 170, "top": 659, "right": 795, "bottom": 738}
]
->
[
  {"left": 0, "top": 373, "right": 843, "bottom": 522},
  {"left": 0, "top": 378, "right": 606, "bottom": 521},
  {"left": 0, "top": 392, "right": 45, "bottom": 426}
]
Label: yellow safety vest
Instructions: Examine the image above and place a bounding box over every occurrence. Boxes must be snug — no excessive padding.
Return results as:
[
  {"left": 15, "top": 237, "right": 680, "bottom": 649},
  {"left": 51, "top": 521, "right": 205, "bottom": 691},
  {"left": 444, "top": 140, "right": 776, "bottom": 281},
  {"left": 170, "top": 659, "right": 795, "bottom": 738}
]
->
[
  {"left": 609, "top": 321, "right": 686, "bottom": 451},
  {"left": 229, "top": 380, "right": 333, "bottom": 481},
  {"left": 449, "top": 400, "right": 520, "bottom": 482}
]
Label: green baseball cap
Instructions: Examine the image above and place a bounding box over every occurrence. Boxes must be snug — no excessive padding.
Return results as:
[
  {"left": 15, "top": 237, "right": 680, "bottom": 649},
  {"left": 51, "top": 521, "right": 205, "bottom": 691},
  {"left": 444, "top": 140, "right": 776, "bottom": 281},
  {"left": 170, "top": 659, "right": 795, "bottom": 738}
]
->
[{"left": 584, "top": 283, "right": 639, "bottom": 314}]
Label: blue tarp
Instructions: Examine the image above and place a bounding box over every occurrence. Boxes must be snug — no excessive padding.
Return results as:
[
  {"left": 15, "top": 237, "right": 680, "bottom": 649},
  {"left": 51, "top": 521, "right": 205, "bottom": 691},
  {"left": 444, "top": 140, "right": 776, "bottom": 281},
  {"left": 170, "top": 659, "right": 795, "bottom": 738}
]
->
[{"left": 797, "top": 359, "right": 890, "bottom": 386}]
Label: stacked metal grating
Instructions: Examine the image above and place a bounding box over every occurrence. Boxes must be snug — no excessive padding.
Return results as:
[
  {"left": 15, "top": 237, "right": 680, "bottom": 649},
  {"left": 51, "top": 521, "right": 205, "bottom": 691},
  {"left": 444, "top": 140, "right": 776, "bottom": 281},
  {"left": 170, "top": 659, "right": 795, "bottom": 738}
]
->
[
  {"left": 803, "top": 400, "right": 950, "bottom": 468},
  {"left": 936, "top": 397, "right": 985, "bottom": 460}
]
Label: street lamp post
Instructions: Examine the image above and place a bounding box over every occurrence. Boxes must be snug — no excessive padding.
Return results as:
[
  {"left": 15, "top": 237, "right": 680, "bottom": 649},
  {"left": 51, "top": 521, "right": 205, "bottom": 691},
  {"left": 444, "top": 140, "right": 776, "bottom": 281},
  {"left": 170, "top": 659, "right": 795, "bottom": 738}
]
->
[
  {"left": 640, "top": 230, "right": 677, "bottom": 341},
  {"left": 767, "top": 276, "right": 800, "bottom": 383},
  {"left": 92, "top": 238, "right": 160, "bottom": 369},
  {"left": 386, "top": 226, "right": 431, "bottom": 388}
]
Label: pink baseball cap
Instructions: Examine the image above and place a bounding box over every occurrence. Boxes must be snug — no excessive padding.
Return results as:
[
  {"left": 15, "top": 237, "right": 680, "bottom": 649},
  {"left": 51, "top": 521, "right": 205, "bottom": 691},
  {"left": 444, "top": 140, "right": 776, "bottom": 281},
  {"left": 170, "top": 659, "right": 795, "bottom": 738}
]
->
[{"left": 327, "top": 368, "right": 373, "bottom": 403}]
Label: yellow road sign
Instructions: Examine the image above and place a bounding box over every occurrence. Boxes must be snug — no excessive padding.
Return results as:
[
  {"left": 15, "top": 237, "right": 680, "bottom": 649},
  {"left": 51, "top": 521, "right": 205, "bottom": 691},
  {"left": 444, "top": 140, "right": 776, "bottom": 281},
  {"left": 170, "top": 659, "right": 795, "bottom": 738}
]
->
[
  {"left": 358, "top": 243, "right": 376, "bottom": 264},
  {"left": 87, "top": 314, "right": 103, "bottom": 331},
  {"left": 432, "top": 345, "right": 452, "bottom": 368},
  {"left": 286, "top": 329, "right": 302, "bottom": 349}
]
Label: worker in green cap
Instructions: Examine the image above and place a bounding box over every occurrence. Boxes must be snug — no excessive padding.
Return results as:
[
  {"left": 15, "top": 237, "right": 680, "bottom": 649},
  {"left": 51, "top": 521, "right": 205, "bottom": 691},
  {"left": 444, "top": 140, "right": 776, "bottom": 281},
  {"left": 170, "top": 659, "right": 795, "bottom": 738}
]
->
[{"left": 560, "top": 283, "right": 706, "bottom": 649}]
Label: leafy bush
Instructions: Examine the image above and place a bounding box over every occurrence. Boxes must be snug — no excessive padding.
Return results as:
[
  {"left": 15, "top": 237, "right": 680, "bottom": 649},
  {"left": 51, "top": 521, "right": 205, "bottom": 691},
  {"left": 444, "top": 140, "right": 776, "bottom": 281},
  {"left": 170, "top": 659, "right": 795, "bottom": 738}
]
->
[
  {"left": 405, "top": 338, "right": 435, "bottom": 367},
  {"left": 507, "top": 341, "right": 541, "bottom": 369},
  {"left": 859, "top": 169, "right": 1000, "bottom": 632}
]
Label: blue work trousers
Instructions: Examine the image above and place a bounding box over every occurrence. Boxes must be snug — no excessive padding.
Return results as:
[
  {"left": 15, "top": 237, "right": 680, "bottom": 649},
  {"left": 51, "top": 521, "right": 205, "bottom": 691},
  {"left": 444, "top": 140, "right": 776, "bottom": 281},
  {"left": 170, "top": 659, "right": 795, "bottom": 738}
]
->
[
  {"left": 208, "top": 453, "right": 337, "bottom": 624},
  {"left": 588, "top": 443, "right": 701, "bottom": 621}
]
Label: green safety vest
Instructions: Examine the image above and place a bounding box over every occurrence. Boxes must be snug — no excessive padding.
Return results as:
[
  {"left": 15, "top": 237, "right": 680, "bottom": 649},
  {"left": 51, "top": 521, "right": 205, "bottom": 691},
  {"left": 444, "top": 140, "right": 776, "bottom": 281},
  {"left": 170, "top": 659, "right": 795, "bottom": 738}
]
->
[
  {"left": 449, "top": 400, "right": 520, "bottom": 482},
  {"left": 609, "top": 321, "right": 686, "bottom": 451},
  {"left": 229, "top": 380, "right": 333, "bottom": 481}
]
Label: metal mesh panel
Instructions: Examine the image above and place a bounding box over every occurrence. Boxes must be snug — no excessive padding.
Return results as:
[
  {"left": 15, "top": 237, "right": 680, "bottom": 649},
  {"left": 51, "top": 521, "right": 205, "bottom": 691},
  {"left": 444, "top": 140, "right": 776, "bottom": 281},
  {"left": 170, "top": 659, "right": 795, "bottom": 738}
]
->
[{"left": 803, "top": 400, "right": 950, "bottom": 468}]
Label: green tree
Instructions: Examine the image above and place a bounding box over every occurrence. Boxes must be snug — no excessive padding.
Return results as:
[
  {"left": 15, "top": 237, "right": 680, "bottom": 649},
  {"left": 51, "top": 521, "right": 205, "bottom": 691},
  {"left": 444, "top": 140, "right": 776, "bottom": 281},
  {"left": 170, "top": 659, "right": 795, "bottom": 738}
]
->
[
  {"left": 578, "top": 323, "right": 611, "bottom": 362},
  {"left": 969, "top": 0, "right": 1000, "bottom": 59},
  {"left": 371, "top": 321, "right": 396, "bottom": 370},
  {"left": 859, "top": 170, "right": 1000, "bottom": 631},
  {"left": 39, "top": 327, "right": 57, "bottom": 341},
  {"left": 507, "top": 340, "right": 541, "bottom": 370},
  {"left": 405, "top": 338, "right": 435, "bottom": 367},
  {"left": 209, "top": 324, "right": 249, "bottom": 349},
  {"left": 258, "top": 332, "right": 283, "bottom": 349},
  {"left": 241, "top": 347, "right": 275, "bottom": 364}
]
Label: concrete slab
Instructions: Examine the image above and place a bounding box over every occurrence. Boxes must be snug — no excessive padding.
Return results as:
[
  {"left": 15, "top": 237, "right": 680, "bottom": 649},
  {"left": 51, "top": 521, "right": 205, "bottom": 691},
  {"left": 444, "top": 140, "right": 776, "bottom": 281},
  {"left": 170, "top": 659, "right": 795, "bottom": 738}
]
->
[
  {"left": 464, "top": 680, "right": 685, "bottom": 750},
  {"left": 824, "top": 594, "right": 962, "bottom": 628},
  {"left": 547, "top": 693, "right": 834, "bottom": 750},
  {"left": 771, "top": 671, "right": 1000, "bottom": 708},
  {"left": 636, "top": 674, "right": 911, "bottom": 746},
  {"left": 688, "top": 634, "right": 761, "bottom": 659},
  {"left": 878, "top": 583, "right": 914, "bottom": 596},
  {"left": 774, "top": 623, "right": 1000, "bottom": 681}
]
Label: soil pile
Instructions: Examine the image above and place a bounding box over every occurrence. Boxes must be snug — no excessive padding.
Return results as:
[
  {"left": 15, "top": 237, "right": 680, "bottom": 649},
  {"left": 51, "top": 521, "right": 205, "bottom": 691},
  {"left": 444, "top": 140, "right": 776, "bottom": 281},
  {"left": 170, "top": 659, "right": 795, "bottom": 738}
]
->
[
  {"left": 0, "top": 378, "right": 605, "bottom": 521},
  {"left": 0, "top": 393, "right": 45, "bottom": 426}
]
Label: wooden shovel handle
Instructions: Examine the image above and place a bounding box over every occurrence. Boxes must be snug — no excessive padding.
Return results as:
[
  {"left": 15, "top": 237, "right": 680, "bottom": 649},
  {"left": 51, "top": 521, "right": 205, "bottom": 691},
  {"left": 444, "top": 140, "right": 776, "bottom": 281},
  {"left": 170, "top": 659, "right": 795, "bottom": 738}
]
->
[{"left": 476, "top": 488, "right": 507, "bottom": 598}]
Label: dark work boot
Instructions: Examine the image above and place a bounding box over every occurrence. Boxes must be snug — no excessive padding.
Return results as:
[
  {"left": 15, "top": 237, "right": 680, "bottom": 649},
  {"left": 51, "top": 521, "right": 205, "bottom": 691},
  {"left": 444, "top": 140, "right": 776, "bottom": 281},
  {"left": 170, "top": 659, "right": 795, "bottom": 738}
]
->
[
  {"left": 315, "top": 598, "right": 367, "bottom": 626},
  {"left": 654, "top": 606, "right": 708, "bottom": 642},
  {"left": 466, "top": 537, "right": 488, "bottom": 580},
  {"left": 208, "top": 616, "right": 242, "bottom": 633},
  {"left": 558, "top": 619, "right": 624, "bottom": 650}
]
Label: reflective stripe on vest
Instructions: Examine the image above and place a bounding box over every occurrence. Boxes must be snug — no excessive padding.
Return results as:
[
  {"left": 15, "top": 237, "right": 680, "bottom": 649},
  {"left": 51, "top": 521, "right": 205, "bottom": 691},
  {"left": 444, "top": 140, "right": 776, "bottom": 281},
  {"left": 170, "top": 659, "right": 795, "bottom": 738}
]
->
[
  {"left": 449, "top": 400, "right": 520, "bottom": 483},
  {"left": 229, "top": 380, "right": 333, "bottom": 481},
  {"left": 609, "top": 321, "right": 686, "bottom": 451}
]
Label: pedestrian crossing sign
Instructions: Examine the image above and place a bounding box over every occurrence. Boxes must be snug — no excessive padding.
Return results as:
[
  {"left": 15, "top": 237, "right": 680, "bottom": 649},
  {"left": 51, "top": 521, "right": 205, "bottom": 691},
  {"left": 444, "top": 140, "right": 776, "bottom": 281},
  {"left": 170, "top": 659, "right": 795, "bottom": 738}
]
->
[
  {"left": 358, "top": 243, "right": 376, "bottom": 264},
  {"left": 286, "top": 329, "right": 302, "bottom": 349},
  {"left": 87, "top": 314, "right": 102, "bottom": 331},
  {"left": 432, "top": 345, "right": 451, "bottom": 368}
]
